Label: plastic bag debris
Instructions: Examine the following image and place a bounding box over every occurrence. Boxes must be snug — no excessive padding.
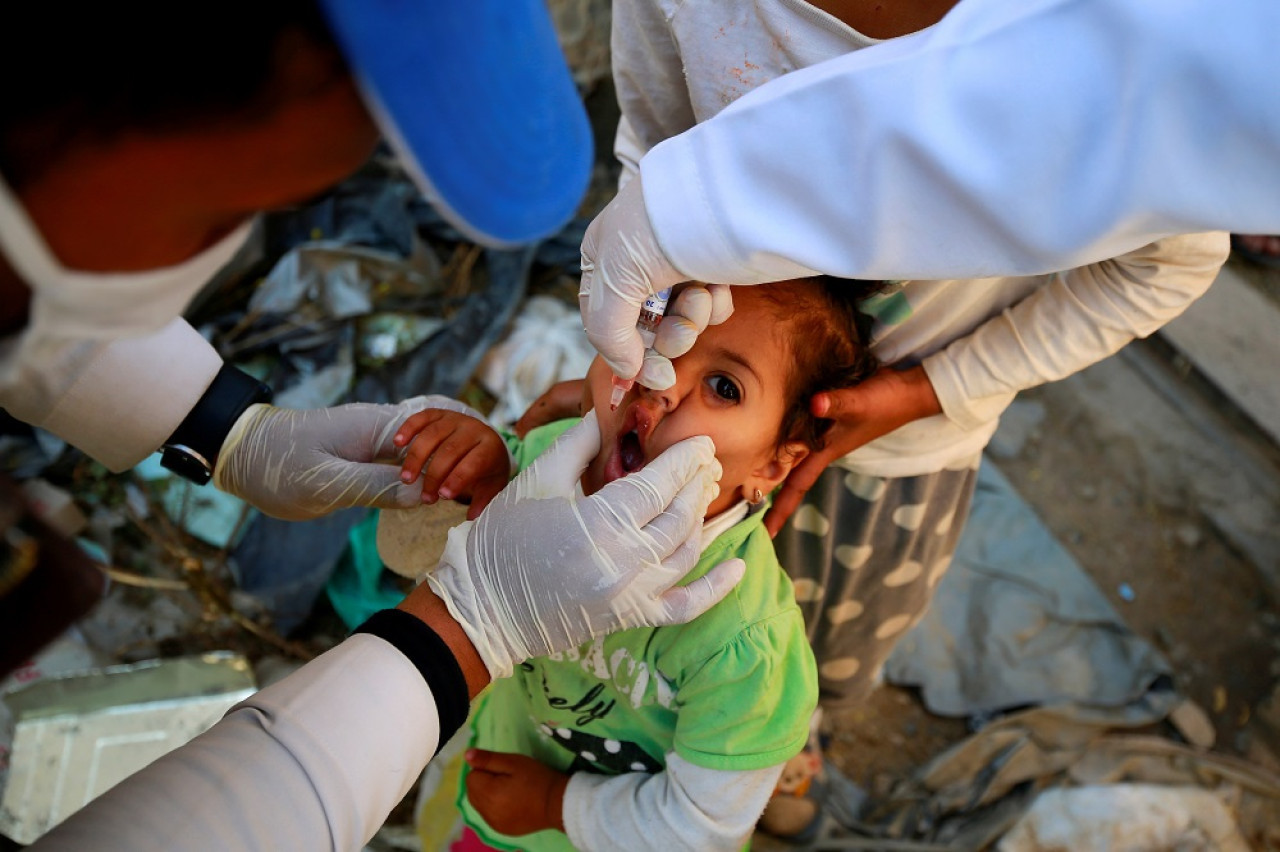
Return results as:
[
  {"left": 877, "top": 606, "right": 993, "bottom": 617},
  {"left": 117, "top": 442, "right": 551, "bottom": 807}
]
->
[
  {"left": 997, "top": 784, "right": 1250, "bottom": 852},
  {"left": 478, "top": 294, "right": 594, "bottom": 430},
  {"left": 249, "top": 242, "right": 444, "bottom": 322},
  {"left": 357, "top": 313, "right": 447, "bottom": 369}
]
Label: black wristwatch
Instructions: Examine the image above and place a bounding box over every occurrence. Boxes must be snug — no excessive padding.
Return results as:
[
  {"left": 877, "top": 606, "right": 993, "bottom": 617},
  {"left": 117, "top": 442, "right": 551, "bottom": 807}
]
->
[{"left": 160, "top": 364, "right": 273, "bottom": 485}]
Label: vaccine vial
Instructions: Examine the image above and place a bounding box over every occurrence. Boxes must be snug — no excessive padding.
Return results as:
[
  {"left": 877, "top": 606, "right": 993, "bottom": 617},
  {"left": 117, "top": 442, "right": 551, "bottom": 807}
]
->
[{"left": 636, "top": 287, "right": 673, "bottom": 348}]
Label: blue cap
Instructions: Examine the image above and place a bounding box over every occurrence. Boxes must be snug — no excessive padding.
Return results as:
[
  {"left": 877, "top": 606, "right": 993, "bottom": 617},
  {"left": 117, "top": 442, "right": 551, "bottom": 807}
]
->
[{"left": 317, "top": 0, "right": 594, "bottom": 248}]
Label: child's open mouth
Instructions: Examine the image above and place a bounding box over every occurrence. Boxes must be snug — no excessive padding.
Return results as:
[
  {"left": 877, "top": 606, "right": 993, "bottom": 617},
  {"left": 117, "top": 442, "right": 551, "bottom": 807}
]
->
[
  {"left": 603, "top": 403, "right": 652, "bottom": 484},
  {"left": 619, "top": 429, "right": 645, "bottom": 473}
]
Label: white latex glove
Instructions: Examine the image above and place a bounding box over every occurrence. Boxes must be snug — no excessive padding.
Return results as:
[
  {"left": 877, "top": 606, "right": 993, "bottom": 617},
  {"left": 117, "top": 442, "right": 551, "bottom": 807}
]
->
[
  {"left": 579, "top": 176, "right": 733, "bottom": 390},
  {"left": 427, "top": 410, "right": 746, "bottom": 678},
  {"left": 213, "top": 398, "right": 438, "bottom": 521}
]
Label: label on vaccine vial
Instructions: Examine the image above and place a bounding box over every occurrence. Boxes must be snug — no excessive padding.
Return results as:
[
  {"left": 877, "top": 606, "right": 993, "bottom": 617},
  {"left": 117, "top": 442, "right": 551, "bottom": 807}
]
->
[{"left": 639, "top": 287, "right": 673, "bottom": 327}]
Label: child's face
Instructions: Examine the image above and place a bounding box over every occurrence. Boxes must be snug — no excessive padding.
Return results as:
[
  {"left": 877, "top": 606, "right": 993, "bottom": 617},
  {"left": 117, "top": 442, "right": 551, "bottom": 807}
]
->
[{"left": 581, "top": 288, "right": 808, "bottom": 518}]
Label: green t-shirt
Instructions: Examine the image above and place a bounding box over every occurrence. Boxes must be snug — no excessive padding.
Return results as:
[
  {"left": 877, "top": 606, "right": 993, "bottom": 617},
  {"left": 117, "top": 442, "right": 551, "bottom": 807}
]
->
[{"left": 461, "top": 419, "right": 818, "bottom": 851}]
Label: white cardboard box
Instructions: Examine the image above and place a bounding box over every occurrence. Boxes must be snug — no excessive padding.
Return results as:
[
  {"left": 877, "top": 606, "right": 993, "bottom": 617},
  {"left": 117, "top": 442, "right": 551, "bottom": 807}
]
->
[{"left": 0, "top": 652, "right": 255, "bottom": 843}]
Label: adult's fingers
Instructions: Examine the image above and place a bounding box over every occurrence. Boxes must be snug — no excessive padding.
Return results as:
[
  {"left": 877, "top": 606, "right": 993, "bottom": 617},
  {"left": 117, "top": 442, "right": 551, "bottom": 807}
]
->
[
  {"left": 705, "top": 283, "right": 734, "bottom": 325},
  {"left": 638, "top": 462, "right": 717, "bottom": 555},
  {"left": 634, "top": 350, "right": 677, "bottom": 391},
  {"left": 312, "top": 459, "right": 424, "bottom": 518},
  {"left": 654, "top": 558, "right": 747, "bottom": 625},
  {"left": 650, "top": 284, "right": 732, "bottom": 360},
  {"left": 671, "top": 286, "right": 713, "bottom": 330},
  {"left": 577, "top": 176, "right": 688, "bottom": 379},
  {"left": 511, "top": 410, "right": 602, "bottom": 500},
  {"left": 578, "top": 212, "right": 645, "bottom": 380},
  {"left": 653, "top": 286, "right": 713, "bottom": 361},
  {"left": 589, "top": 435, "right": 718, "bottom": 529},
  {"left": 581, "top": 286, "right": 647, "bottom": 379},
  {"left": 810, "top": 386, "right": 860, "bottom": 420}
]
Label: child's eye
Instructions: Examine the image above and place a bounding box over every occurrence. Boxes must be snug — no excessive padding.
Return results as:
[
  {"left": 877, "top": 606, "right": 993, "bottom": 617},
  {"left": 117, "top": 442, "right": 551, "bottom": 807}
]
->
[{"left": 706, "top": 375, "right": 741, "bottom": 402}]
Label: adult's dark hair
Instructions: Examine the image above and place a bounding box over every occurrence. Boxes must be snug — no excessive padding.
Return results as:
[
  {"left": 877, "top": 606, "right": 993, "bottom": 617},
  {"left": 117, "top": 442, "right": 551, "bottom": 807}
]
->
[{"left": 0, "top": 1, "right": 344, "bottom": 187}]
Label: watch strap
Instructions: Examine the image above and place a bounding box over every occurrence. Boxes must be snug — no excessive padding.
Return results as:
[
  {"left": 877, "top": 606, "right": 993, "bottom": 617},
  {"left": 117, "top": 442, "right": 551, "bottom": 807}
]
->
[{"left": 161, "top": 363, "right": 272, "bottom": 484}]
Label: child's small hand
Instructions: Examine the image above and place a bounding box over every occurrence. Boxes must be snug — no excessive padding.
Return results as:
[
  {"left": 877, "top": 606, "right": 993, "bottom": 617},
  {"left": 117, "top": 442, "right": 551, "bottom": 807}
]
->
[
  {"left": 465, "top": 748, "right": 569, "bottom": 837},
  {"left": 392, "top": 410, "right": 510, "bottom": 520}
]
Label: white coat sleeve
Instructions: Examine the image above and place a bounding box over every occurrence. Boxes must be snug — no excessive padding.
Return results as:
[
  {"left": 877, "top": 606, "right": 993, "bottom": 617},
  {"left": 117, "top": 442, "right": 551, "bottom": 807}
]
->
[
  {"left": 922, "top": 230, "right": 1230, "bottom": 431},
  {"left": 561, "top": 752, "right": 781, "bottom": 852},
  {"left": 0, "top": 318, "right": 220, "bottom": 471},
  {"left": 639, "top": 0, "right": 1280, "bottom": 284},
  {"left": 31, "top": 634, "right": 446, "bottom": 852}
]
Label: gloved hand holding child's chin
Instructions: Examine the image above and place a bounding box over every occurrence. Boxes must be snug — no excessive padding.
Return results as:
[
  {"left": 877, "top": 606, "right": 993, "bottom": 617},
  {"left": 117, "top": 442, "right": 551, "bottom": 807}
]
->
[
  {"left": 579, "top": 176, "right": 733, "bottom": 390},
  {"left": 425, "top": 411, "right": 747, "bottom": 678}
]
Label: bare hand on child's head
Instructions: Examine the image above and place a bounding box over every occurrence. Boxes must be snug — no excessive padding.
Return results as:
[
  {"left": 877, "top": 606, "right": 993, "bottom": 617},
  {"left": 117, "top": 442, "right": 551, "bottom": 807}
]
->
[
  {"left": 465, "top": 749, "right": 568, "bottom": 836},
  {"left": 764, "top": 366, "right": 943, "bottom": 537},
  {"left": 393, "top": 410, "right": 510, "bottom": 520}
]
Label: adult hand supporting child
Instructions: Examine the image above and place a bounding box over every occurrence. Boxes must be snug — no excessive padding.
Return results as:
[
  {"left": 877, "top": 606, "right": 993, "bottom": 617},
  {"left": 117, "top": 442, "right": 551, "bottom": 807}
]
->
[
  {"left": 426, "top": 411, "right": 747, "bottom": 679},
  {"left": 764, "top": 365, "right": 942, "bottom": 537},
  {"left": 579, "top": 177, "right": 733, "bottom": 389}
]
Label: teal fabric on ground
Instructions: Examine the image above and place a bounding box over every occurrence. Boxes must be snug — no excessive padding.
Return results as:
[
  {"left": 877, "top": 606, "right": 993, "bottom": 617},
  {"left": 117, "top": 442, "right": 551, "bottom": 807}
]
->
[{"left": 325, "top": 510, "right": 409, "bottom": 630}]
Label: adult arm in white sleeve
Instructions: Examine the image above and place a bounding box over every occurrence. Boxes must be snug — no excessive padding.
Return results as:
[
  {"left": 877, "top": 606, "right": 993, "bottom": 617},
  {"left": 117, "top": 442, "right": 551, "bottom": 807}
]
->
[
  {"left": 639, "top": 0, "right": 1280, "bottom": 285},
  {"left": 32, "top": 634, "right": 448, "bottom": 852},
  {"left": 562, "top": 753, "right": 781, "bottom": 852},
  {"left": 923, "top": 230, "right": 1230, "bottom": 430},
  {"left": 0, "top": 318, "right": 221, "bottom": 472}
]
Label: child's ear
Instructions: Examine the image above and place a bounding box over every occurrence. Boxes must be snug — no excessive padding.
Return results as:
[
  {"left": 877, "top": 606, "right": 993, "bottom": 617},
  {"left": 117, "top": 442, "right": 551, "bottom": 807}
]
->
[{"left": 751, "top": 441, "right": 810, "bottom": 492}]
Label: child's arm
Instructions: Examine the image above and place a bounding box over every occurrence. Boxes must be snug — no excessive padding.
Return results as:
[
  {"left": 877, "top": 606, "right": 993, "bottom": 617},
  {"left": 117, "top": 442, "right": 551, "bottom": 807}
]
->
[
  {"left": 514, "top": 378, "right": 586, "bottom": 438},
  {"left": 918, "top": 230, "right": 1229, "bottom": 433},
  {"left": 465, "top": 749, "right": 780, "bottom": 851},
  {"left": 391, "top": 395, "right": 515, "bottom": 520},
  {"left": 562, "top": 752, "right": 781, "bottom": 851},
  {"left": 768, "top": 231, "right": 1227, "bottom": 532}
]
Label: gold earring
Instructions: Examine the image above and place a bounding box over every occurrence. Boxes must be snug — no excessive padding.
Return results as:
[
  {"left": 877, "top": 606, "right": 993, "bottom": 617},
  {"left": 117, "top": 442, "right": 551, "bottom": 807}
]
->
[{"left": 749, "top": 488, "right": 764, "bottom": 505}]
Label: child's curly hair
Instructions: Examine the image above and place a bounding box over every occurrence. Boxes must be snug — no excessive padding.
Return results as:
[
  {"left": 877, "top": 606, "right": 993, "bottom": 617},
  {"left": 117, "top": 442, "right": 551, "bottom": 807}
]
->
[{"left": 754, "top": 276, "right": 884, "bottom": 456}]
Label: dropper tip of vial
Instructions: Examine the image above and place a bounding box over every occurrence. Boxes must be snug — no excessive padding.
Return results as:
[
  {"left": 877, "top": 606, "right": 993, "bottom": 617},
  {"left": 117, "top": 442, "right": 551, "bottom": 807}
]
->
[{"left": 610, "top": 377, "right": 632, "bottom": 411}]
